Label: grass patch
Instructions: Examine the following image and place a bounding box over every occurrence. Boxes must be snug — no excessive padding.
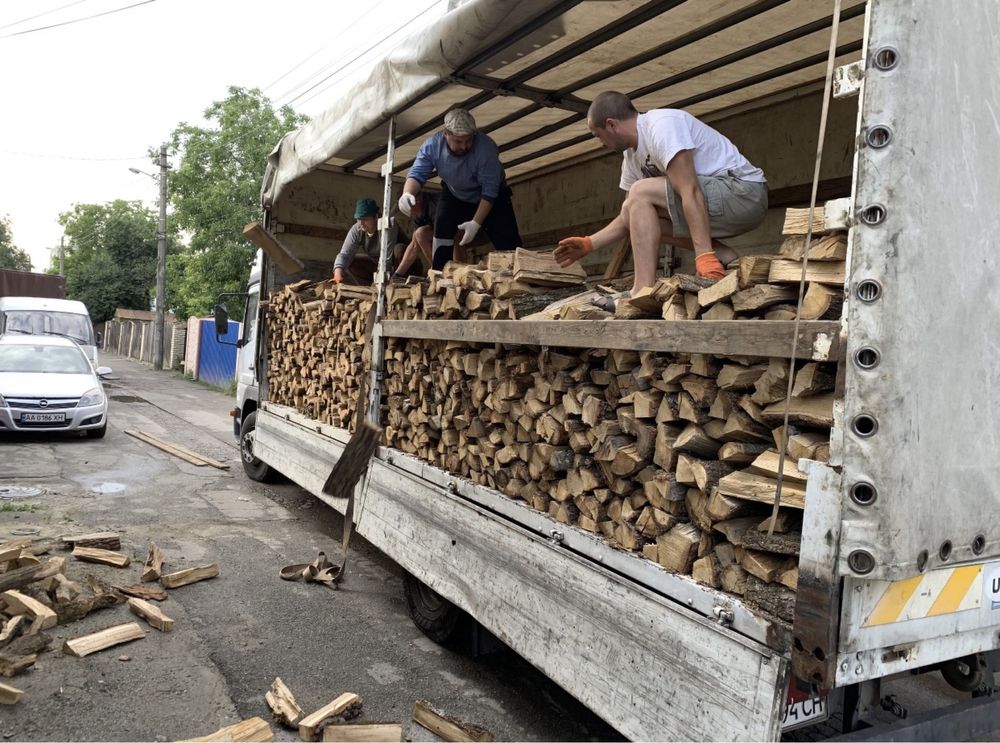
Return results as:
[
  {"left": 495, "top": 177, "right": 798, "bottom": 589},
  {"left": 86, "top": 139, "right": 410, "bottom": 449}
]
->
[{"left": 0, "top": 502, "right": 43, "bottom": 513}]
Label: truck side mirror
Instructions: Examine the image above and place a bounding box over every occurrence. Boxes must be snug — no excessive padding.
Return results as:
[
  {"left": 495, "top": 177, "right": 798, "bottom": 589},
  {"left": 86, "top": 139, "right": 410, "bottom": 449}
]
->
[{"left": 214, "top": 304, "right": 229, "bottom": 337}]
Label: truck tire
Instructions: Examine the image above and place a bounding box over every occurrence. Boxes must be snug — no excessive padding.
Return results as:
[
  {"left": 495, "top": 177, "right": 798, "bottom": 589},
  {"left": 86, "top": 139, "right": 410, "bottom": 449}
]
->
[
  {"left": 403, "top": 572, "right": 462, "bottom": 644},
  {"left": 240, "top": 411, "right": 279, "bottom": 483}
]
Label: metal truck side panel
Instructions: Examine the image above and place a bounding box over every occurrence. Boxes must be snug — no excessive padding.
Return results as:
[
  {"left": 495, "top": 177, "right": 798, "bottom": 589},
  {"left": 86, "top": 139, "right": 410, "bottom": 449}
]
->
[
  {"left": 840, "top": 0, "right": 1000, "bottom": 581},
  {"left": 253, "top": 406, "right": 787, "bottom": 740}
]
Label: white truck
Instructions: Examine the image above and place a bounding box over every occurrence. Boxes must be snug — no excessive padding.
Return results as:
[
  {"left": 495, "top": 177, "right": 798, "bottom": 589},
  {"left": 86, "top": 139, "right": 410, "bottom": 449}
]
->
[{"left": 221, "top": 1, "right": 1000, "bottom": 738}]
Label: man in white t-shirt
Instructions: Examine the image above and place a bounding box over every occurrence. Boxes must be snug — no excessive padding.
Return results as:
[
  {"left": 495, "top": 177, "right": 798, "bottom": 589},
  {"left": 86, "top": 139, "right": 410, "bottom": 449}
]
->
[{"left": 554, "top": 91, "right": 767, "bottom": 293}]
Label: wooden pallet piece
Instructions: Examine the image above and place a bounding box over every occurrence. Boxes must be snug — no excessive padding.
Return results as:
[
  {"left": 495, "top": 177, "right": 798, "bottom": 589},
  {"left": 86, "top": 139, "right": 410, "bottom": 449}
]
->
[
  {"left": 72, "top": 546, "right": 130, "bottom": 568},
  {"left": 160, "top": 563, "right": 219, "bottom": 589},
  {"left": 125, "top": 429, "right": 229, "bottom": 469},
  {"left": 127, "top": 597, "right": 174, "bottom": 632},
  {"left": 187, "top": 716, "right": 274, "bottom": 742},
  {"left": 63, "top": 622, "right": 145, "bottom": 658},
  {"left": 298, "top": 693, "right": 363, "bottom": 742},
  {"left": 412, "top": 700, "right": 494, "bottom": 743}
]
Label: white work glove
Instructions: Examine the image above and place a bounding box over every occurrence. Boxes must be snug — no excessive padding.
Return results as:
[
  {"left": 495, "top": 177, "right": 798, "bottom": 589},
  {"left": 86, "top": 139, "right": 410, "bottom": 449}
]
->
[
  {"left": 457, "top": 219, "right": 481, "bottom": 246},
  {"left": 398, "top": 192, "right": 416, "bottom": 216}
]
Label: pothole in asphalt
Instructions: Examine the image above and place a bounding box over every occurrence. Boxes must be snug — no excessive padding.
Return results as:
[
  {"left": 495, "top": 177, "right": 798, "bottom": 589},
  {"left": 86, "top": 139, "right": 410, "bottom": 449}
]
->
[
  {"left": 0, "top": 485, "right": 45, "bottom": 499},
  {"left": 91, "top": 482, "right": 126, "bottom": 494},
  {"left": 110, "top": 395, "right": 144, "bottom": 403}
]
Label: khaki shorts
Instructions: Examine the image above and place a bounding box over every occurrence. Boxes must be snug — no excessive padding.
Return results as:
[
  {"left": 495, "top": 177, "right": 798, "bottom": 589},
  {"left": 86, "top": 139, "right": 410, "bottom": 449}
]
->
[{"left": 665, "top": 171, "right": 768, "bottom": 238}]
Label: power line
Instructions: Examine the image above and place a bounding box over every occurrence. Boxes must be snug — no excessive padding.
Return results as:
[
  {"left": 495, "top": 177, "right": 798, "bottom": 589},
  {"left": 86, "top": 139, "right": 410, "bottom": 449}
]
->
[
  {"left": 279, "top": 0, "right": 446, "bottom": 109},
  {"left": 0, "top": 0, "right": 92, "bottom": 31},
  {"left": 262, "top": 0, "right": 393, "bottom": 94},
  {"left": 0, "top": 0, "right": 157, "bottom": 39}
]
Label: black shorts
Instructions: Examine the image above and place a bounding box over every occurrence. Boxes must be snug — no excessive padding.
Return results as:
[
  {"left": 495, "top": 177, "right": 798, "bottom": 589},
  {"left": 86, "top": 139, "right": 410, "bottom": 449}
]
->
[{"left": 432, "top": 183, "right": 522, "bottom": 269}]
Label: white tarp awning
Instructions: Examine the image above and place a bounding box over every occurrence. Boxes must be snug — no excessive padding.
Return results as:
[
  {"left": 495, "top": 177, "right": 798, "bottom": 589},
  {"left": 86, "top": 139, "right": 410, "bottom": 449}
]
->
[{"left": 262, "top": 0, "right": 866, "bottom": 208}]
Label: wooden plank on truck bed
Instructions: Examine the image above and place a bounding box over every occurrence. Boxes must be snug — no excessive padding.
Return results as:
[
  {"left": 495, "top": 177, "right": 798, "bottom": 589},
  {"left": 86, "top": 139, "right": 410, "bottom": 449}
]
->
[{"left": 243, "top": 221, "right": 304, "bottom": 276}]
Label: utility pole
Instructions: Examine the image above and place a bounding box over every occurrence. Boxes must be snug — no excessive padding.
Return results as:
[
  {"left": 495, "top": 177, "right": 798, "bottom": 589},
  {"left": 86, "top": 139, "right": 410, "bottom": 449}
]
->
[
  {"left": 153, "top": 144, "right": 168, "bottom": 371},
  {"left": 58, "top": 236, "right": 64, "bottom": 276}
]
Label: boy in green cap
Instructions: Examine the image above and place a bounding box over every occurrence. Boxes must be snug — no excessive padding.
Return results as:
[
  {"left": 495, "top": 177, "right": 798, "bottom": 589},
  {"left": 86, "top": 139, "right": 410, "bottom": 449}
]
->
[{"left": 333, "top": 197, "right": 407, "bottom": 284}]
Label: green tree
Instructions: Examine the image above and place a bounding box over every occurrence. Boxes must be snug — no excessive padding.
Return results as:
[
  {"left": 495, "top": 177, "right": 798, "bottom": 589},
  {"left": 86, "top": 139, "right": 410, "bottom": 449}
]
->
[
  {"left": 165, "top": 87, "right": 307, "bottom": 318},
  {"left": 57, "top": 200, "right": 166, "bottom": 323},
  {"left": 0, "top": 216, "right": 32, "bottom": 271}
]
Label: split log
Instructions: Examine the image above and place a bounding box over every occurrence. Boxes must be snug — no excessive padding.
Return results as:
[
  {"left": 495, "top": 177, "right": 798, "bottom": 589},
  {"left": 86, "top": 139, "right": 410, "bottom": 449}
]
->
[
  {"left": 761, "top": 394, "right": 835, "bottom": 427},
  {"left": 768, "top": 260, "right": 845, "bottom": 286},
  {"left": 161, "top": 564, "right": 220, "bottom": 589},
  {"left": 187, "top": 717, "right": 274, "bottom": 742},
  {"left": 322, "top": 724, "right": 404, "bottom": 742},
  {"left": 0, "top": 654, "right": 35, "bottom": 678},
  {"left": 717, "top": 470, "right": 807, "bottom": 509},
  {"left": 299, "top": 693, "right": 364, "bottom": 742},
  {"left": 739, "top": 550, "right": 789, "bottom": 583},
  {"left": 2, "top": 590, "right": 57, "bottom": 630},
  {"left": 0, "top": 682, "right": 22, "bottom": 705},
  {"left": 63, "top": 622, "right": 145, "bottom": 658},
  {"left": 791, "top": 363, "right": 836, "bottom": 398},
  {"left": 741, "top": 530, "right": 802, "bottom": 557},
  {"left": 0, "top": 617, "right": 24, "bottom": 647},
  {"left": 127, "top": 597, "right": 174, "bottom": 632},
  {"left": 113, "top": 583, "right": 169, "bottom": 602},
  {"left": 656, "top": 523, "right": 701, "bottom": 574},
  {"left": 142, "top": 542, "right": 165, "bottom": 582},
  {"left": 55, "top": 593, "right": 119, "bottom": 625},
  {"left": 412, "top": 700, "right": 494, "bottom": 743},
  {"left": 692, "top": 554, "right": 721, "bottom": 588},
  {"left": 748, "top": 450, "right": 809, "bottom": 484},
  {"left": 72, "top": 547, "right": 130, "bottom": 568},
  {"left": 745, "top": 577, "right": 796, "bottom": 622},
  {"left": 61, "top": 532, "right": 121, "bottom": 551},
  {"left": 799, "top": 282, "right": 843, "bottom": 320},
  {"left": 266, "top": 677, "right": 304, "bottom": 728}
]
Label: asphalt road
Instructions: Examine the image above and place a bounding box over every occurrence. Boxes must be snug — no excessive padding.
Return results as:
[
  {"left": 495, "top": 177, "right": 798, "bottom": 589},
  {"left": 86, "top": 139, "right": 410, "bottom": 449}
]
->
[{"left": 0, "top": 354, "right": 621, "bottom": 742}]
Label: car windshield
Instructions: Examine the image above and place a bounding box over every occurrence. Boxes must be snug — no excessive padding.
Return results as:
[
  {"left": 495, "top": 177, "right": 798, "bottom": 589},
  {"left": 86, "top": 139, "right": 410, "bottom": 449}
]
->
[
  {"left": 0, "top": 345, "right": 92, "bottom": 374},
  {"left": 3, "top": 311, "right": 93, "bottom": 345}
]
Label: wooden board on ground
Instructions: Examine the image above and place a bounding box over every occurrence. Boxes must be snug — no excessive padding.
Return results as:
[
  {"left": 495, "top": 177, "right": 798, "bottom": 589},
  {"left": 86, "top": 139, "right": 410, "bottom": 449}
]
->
[
  {"left": 187, "top": 716, "right": 274, "bottom": 743},
  {"left": 412, "top": 700, "right": 494, "bottom": 743},
  {"left": 125, "top": 430, "right": 230, "bottom": 469},
  {"left": 322, "top": 724, "right": 403, "bottom": 742},
  {"left": 61, "top": 532, "right": 121, "bottom": 551},
  {"left": 298, "top": 693, "right": 363, "bottom": 742},
  {"left": 63, "top": 622, "right": 145, "bottom": 658},
  {"left": 161, "top": 564, "right": 219, "bottom": 589},
  {"left": 72, "top": 546, "right": 130, "bottom": 568},
  {"left": 127, "top": 597, "right": 174, "bottom": 632}
]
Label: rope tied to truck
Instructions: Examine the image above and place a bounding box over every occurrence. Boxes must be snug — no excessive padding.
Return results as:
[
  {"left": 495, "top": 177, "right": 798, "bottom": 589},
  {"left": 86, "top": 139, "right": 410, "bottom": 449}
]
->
[{"left": 768, "top": 0, "right": 844, "bottom": 537}]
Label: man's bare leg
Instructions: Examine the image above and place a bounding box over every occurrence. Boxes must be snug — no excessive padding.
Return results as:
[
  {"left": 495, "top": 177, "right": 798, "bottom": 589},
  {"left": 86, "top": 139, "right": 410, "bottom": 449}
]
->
[{"left": 657, "top": 221, "right": 739, "bottom": 266}]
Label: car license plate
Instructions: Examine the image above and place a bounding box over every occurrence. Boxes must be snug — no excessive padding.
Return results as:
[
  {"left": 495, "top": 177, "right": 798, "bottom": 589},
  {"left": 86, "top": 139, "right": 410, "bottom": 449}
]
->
[
  {"left": 781, "top": 681, "right": 829, "bottom": 731},
  {"left": 20, "top": 412, "right": 66, "bottom": 423}
]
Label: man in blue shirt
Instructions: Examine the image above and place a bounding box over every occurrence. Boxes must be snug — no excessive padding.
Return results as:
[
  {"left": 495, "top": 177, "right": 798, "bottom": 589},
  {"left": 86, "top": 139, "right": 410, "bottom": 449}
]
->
[{"left": 398, "top": 109, "right": 522, "bottom": 270}]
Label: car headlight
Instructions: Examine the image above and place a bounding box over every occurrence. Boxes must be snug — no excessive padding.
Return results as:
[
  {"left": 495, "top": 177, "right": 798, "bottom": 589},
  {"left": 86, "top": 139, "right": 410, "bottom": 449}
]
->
[{"left": 78, "top": 388, "right": 104, "bottom": 407}]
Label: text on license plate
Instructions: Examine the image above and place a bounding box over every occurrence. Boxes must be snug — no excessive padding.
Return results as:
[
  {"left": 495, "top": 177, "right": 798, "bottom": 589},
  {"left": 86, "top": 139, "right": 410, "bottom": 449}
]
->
[
  {"left": 21, "top": 412, "right": 66, "bottom": 423},
  {"left": 781, "top": 691, "right": 828, "bottom": 730}
]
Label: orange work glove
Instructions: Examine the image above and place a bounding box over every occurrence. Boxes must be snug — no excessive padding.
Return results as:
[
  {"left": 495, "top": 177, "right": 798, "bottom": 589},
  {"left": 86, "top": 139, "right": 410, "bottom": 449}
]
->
[
  {"left": 695, "top": 252, "right": 727, "bottom": 280},
  {"left": 554, "top": 236, "right": 594, "bottom": 267}
]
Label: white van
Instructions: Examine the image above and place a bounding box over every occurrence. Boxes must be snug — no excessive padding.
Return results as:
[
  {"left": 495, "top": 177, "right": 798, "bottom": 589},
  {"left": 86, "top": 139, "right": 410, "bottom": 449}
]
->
[{"left": 0, "top": 297, "right": 99, "bottom": 368}]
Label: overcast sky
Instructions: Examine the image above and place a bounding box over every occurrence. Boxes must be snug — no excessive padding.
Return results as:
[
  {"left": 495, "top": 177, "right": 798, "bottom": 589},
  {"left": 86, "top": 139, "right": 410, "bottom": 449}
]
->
[{"left": 0, "top": 0, "right": 446, "bottom": 271}]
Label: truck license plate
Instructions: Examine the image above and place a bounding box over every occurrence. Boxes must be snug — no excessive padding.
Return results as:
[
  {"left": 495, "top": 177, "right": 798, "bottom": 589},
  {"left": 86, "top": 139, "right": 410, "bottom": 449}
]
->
[
  {"left": 21, "top": 412, "right": 66, "bottom": 423},
  {"left": 781, "top": 682, "right": 829, "bottom": 731}
]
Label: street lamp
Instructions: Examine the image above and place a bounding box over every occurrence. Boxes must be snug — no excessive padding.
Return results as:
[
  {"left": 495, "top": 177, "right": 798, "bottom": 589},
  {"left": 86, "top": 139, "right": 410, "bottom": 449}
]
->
[{"left": 129, "top": 145, "right": 169, "bottom": 371}]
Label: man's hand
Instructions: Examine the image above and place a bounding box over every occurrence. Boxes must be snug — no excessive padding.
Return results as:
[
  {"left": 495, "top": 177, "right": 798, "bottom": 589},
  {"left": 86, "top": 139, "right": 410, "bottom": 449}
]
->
[
  {"left": 333, "top": 268, "right": 344, "bottom": 284},
  {"left": 457, "top": 220, "right": 481, "bottom": 246},
  {"left": 694, "top": 252, "right": 726, "bottom": 280},
  {"left": 554, "top": 236, "right": 594, "bottom": 267},
  {"left": 398, "top": 192, "right": 416, "bottom": 216}
]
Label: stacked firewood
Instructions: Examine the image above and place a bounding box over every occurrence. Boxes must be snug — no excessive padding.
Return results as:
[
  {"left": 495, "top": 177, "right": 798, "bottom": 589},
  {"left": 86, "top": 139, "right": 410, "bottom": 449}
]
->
[
  {"left": 383, "top": 336, "right": 836, "bottom": 623},
  {"left": 266, "top": 279, "right": 374, "bottom": 430},
  {"left": 385, "top": 248, "right": 590, "bottom": 321}
]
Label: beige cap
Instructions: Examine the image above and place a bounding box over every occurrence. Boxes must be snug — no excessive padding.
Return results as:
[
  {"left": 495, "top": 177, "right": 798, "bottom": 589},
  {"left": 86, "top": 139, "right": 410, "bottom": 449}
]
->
[{"left": 443, "top": 108, "right": 476, "bottom": 136}]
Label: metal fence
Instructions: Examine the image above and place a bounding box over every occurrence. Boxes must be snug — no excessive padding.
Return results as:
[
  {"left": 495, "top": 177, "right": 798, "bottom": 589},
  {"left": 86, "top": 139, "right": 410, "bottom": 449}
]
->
[{"left": 102, "top": 319, "right": 186, "bottom": 370}]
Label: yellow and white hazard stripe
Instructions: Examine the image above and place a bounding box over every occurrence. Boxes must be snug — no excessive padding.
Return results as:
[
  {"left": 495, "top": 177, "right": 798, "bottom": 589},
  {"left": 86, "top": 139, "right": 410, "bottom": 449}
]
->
[{"left": 863, "top": 565, "right": 983, "bottom": 627}]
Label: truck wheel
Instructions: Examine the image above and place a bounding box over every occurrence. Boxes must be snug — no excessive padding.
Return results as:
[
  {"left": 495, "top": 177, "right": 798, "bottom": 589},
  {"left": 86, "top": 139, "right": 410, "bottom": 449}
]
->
[
  {"left": 941, "top": 654, "right": 986, "bottom": 692},
  {"left": 240, "top": 411, "right": 279, "bottom": 483},
  {"left": 403, "top": 572, "right": 462, "bottom": 644}
]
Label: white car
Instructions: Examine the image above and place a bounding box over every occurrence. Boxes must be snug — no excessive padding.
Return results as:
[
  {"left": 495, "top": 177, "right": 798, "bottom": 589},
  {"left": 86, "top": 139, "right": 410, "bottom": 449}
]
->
[{"left": 0, "top": 335, "right": 111, "bottom": 438}]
